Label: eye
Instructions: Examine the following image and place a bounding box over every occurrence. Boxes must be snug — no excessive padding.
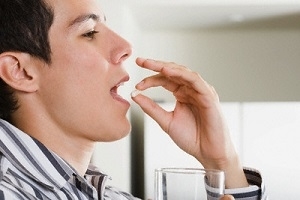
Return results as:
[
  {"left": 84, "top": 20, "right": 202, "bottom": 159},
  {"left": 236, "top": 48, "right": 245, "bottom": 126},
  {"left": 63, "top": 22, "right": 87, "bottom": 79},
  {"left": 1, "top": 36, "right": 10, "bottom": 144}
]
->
[{"left": 82, "top": 30, "right": 99, "bottom": 39}]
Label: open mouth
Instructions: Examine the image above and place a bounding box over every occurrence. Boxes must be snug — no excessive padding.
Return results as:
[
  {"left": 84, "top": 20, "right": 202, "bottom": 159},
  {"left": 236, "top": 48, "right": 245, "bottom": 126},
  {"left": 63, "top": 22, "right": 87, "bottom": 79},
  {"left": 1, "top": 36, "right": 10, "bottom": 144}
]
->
[
  {"left": 110, "top": 82, "right": 123, "bottom": 98},
  {"left": 110, "top": 75, "right": 130, "bottom": 104},
  {"left": 110, "top": 80, "right": 130, "bottom": 105}
]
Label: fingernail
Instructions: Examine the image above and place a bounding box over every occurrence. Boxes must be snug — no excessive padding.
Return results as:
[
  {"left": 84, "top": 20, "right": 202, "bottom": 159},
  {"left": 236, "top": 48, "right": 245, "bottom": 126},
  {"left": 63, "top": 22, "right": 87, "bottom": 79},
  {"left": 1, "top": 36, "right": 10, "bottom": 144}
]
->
[
  {"left": 131, "top": 89, "right": 142, "bottom": 98},
  {"left": 146, "top": 59, "right": 156, "bottom": 63}
]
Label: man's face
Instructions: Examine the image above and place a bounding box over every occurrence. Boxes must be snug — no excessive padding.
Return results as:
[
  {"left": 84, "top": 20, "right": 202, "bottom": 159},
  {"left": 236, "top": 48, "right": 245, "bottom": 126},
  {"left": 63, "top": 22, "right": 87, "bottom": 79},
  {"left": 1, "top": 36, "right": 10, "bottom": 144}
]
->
[{"left": 38, "top": 0, "right": 132, "bottom": 141}]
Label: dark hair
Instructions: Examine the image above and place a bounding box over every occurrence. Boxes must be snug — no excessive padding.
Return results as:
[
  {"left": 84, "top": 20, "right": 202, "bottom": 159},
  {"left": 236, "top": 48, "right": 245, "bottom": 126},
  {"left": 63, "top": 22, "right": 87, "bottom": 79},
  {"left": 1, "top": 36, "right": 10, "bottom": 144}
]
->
[{"left": 0, "top": 0, "right": 54, "bottom": 122}]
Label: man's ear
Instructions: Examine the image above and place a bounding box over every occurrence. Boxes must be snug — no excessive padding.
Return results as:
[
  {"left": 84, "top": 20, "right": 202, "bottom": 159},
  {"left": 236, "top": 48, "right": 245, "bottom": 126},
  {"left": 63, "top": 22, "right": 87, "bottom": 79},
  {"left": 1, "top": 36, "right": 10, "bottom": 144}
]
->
[{"left": 0, "top": 53, "right": 39, "bottom": 93}]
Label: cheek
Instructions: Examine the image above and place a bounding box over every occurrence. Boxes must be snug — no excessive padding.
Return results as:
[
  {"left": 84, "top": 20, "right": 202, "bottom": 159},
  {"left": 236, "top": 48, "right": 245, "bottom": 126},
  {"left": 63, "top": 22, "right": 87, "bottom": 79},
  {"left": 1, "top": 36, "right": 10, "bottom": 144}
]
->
[
  {"left": 67, "top": 71, "right": 108, "bottom": 109},
  {"left": 40, "top": 62, "right": 107, "bottom": 114}
]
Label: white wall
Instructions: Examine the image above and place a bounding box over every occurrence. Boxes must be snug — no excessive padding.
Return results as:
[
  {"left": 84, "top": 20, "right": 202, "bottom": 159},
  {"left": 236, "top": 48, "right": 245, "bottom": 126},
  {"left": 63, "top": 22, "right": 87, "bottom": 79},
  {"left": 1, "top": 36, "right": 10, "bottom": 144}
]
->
[
  {"left": 242, "top": 102, "right": 300, "bottom": 199},
  {"left": 136, "top": 28, "right": 300, "bottom": 102}
]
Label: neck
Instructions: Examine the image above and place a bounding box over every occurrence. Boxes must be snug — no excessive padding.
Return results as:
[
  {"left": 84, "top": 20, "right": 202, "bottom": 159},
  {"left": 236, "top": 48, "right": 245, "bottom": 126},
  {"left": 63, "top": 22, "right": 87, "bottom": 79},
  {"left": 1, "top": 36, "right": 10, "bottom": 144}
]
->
[{"left": 12, "top": 112, "right": 96, "bottom": 177}]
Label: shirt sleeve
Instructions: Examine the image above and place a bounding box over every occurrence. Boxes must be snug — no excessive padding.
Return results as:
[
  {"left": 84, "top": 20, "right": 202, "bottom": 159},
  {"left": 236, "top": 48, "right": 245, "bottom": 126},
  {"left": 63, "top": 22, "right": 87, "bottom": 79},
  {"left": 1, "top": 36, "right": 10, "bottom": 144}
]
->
[{"left": 207, "top": 168, "right": 268, "bottom": 200}]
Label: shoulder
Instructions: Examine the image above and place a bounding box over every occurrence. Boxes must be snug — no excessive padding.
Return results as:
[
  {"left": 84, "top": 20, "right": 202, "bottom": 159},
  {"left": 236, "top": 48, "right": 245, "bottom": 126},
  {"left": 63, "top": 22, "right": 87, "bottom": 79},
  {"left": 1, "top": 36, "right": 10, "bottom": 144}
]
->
[
  {"left": 0, "top": 165, "right": 20, "bottom": 199},
  {"left": 0, "top": 168, "right": 44, "bottom": 200},
  {"left": 0, "top": 183, "right": 25, "bottom": 199},
  {"left": 0, "top": 156, "right": 31, "bottom": 199}
]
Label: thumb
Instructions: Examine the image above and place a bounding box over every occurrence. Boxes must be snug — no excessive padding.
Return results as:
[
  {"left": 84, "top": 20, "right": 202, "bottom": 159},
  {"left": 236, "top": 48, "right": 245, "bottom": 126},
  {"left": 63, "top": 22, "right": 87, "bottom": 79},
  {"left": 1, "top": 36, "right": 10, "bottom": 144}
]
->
[{"left": 131, "top": 91, "right": 170, "bottom": 132}]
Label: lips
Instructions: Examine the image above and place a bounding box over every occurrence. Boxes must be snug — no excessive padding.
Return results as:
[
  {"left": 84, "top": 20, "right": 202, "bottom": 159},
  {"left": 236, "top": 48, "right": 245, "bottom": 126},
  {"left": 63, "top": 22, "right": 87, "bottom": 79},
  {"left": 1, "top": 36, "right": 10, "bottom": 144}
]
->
[
  {"left": 110, "top": 76, "right": 130, "bottom": 104},
  {"left": 110, "top": 82, "right": 123, "bottom": 97}
]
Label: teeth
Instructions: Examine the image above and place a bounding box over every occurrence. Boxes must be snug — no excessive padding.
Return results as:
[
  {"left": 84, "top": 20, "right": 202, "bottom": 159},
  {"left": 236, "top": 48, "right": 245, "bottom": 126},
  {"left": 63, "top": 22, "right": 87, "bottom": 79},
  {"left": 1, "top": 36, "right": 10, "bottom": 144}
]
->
[{"left": 131, "top": 89, "right": 142, "bottom": 97}]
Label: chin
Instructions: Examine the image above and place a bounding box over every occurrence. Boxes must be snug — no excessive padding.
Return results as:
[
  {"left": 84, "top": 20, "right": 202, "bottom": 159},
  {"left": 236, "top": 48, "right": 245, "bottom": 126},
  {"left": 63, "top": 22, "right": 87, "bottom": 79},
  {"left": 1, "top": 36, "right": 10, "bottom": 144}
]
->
[
  {"left": 116, "top": 123, "right": 131, "bottom": 140},
  {"left": 104, "top": 121, "right": 131, "bottom": 142}
]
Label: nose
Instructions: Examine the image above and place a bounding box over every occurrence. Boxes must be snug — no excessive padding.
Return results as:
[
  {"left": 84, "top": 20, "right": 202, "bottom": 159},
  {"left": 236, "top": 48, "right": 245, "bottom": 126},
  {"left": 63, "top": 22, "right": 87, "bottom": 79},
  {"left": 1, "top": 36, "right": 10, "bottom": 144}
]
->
[{"left": 108, "top": 28, "right": 132, "bottom": 64}]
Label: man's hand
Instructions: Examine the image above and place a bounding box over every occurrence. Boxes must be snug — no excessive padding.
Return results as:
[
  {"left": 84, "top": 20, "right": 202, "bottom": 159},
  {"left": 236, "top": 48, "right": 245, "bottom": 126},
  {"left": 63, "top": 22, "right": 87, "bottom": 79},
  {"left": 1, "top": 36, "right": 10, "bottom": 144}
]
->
[{"left": 132, "top": 58, "right": 248, "bottom": 189}]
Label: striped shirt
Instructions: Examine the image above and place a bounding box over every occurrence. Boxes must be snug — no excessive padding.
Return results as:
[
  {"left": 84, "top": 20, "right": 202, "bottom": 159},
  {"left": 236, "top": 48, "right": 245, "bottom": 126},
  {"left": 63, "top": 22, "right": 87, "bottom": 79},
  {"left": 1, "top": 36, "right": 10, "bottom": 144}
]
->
[
  {"left": 0, "top": 119, "right": 266, "bottom": 200},
  {"left": 0, "top": 119, "right": 139, "bottom": 200}
]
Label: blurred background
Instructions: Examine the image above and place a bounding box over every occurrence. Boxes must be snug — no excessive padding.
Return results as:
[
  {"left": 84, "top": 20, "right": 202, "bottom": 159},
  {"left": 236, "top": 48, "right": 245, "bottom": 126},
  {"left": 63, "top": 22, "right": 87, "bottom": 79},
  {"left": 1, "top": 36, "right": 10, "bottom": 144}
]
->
[{"left": 93, "top": 0, "right": 300, "bottom": 199}]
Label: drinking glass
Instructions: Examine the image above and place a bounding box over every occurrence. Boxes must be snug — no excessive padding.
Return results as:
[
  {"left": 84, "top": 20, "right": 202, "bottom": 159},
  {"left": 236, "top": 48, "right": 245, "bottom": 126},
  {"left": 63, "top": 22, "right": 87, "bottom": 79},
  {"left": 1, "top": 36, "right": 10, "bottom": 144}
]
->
[{"left": 155, "top": 168, "right": 225, "bottom": 200}]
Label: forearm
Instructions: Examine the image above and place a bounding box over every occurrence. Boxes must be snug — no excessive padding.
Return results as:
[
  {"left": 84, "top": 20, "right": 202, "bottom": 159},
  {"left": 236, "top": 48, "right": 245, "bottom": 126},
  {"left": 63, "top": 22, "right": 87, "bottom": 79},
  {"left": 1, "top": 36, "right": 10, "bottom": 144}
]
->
[
  {"left": 222, "top": 155, "right": 249, "bottom": 189},
  {"left": 200, "top": 150, "right": 248, "bottom": 189}
]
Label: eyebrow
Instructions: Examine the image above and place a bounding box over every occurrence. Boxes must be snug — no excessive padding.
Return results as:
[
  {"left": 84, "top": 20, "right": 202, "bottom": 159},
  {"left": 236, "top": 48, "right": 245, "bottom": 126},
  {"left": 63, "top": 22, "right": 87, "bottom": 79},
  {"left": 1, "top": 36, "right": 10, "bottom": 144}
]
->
[{"left": 68, "top": 13, "right": 106, "bottom": 28}]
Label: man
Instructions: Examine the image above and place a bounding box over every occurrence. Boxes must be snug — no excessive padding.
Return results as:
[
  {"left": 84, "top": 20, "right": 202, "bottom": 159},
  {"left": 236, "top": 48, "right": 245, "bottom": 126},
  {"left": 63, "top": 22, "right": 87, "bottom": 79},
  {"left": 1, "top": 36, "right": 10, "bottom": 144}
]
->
[{"left": 0, "top": 0, "right": 265, "bottom": 199}]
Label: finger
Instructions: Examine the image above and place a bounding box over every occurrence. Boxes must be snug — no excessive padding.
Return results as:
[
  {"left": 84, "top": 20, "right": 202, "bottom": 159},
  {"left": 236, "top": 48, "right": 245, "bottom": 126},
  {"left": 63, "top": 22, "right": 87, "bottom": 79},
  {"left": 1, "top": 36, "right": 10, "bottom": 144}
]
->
[
  {"left": 135, "top": 74, "right": 218, "bottom": 108},
  {"left": 134, "top": 75, "right": 199, "bottom": 106},
  {"left": 136, "top": 57, "right": 211, "bottom": 95},
  {"left": 135, "top": 74, "right": 181, "bottom": 94},
  {"left": 131, "top": 92, "right": 171, "bottom": 132},
  {"left": 136, "top": 57, "right": 186, "bottom": 73}
]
